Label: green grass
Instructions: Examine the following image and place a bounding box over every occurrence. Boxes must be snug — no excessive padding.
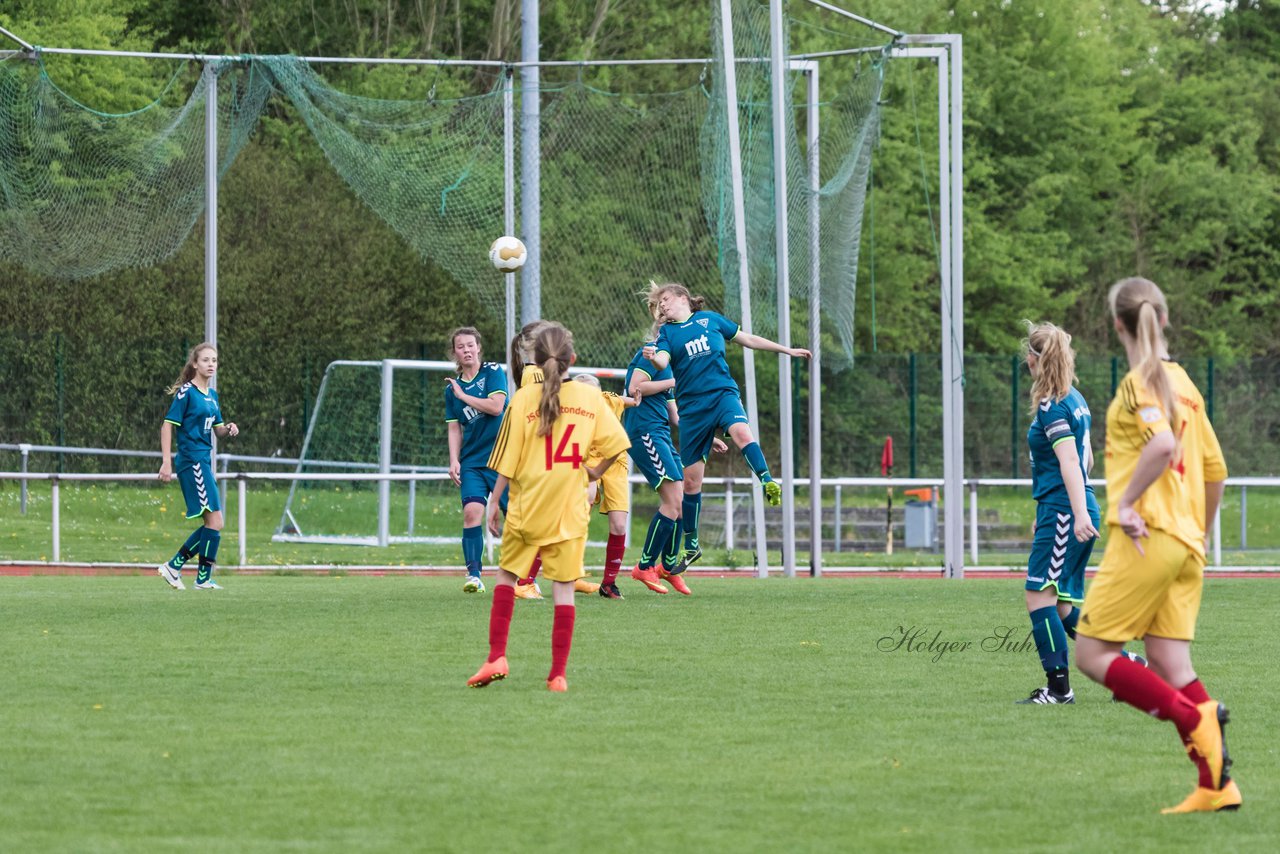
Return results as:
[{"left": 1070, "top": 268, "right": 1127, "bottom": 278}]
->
[
  {"left": 0, "top": 577, "right": 1275, "bottom": 852},
  {"left": 4, "top": 482, "right": 1280, "bottom": 570}
]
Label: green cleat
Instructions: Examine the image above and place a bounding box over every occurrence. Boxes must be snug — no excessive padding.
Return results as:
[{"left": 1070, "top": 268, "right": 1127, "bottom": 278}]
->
[{"left": 763, "top": 480, "right": 782, "bottom": 506}]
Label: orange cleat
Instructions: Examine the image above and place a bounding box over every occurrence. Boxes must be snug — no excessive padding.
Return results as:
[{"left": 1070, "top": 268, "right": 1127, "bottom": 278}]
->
[
  {"left": 1161, "top": 779, "right": 1242, "bottom": 814},
  {"left": 513, "top": 581, "right": 544, "bottom": 600},
  {"left": 574, "top": 578, "right": 601, "bottom": 595},
  {"left": 547, "top": 676, "right": 568, "bottom": 692},
  {"left": 630, "top": 565, "right": 668, "bottom": 594},
  {"left": 467, "top": 656, "right": 509, "bottom": 688},
  {"left": 1188, "top": 701, "right": 1231, "bottom": 790},
  {"left": 658, "top": 566, "right": 692, "bottom": 596}
]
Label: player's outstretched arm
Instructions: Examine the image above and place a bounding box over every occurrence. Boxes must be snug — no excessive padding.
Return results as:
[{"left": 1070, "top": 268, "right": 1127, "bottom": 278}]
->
[{"left": 732, "top": 330, "right": 811, "bottom": 359}]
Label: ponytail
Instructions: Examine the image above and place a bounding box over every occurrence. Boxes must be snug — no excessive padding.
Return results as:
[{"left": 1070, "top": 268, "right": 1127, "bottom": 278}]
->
[
  {"left": 1108, "top": 277, "right": 1177, "bottom": 432},
  {"left": 531, "top": 323, "right": 575, "bottom": 437},
  {"left": 1022, "top": 321, "right": 1076, "bottom": 414},
  {"left": 1134, "top": 301, "right": 1177, "bottom": 431},
  {"left": 510, "top": 319, "right": 550, "bottom": 386}
]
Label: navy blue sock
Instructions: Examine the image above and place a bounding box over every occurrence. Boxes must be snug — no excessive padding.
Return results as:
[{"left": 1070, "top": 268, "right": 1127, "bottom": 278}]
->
[
  {"left": 462, "top": 525, "right": 484, "bottom": 576},
  {"left": 196, "top": 559, "right": 214, "bottom": 585},
  {"left": 202, "top": 528, "right": 221, "bottom": 563},
  {"left": 171, "top": 527, "right": 205, "bottom": 568},
  {"left": 1061, "top": 606, "right": 1080, "bottom": 640},
  {"left": 660, "top": 514, "right": 682, "bottom": 571},
  {"left": 640, "top": 511, "right": 677, "bottom": 570},
  {"left": 1029, "top": 605, "right": 1070, "bottom": 686},
  {"left": 681, "top": 493, "right": 702, "bottom": 553},
  {"left": 741, "top": 442, "right": 772, "bottom": 483}
]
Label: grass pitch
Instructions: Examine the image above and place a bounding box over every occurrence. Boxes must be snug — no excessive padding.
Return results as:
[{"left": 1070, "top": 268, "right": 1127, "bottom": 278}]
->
[{"left": 1, "top": 576, "right": 1275, "bottom": 852}]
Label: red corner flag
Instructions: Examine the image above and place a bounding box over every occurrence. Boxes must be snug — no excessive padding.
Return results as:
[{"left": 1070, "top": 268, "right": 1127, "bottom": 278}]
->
[{"left": 880, "top": 436, "right": 894, "bottom": 477}]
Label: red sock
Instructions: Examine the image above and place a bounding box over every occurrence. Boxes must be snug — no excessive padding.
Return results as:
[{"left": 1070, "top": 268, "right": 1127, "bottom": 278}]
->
[
  {"left": 603, "top": 533, "right": 626, "bottom": 585},
  {"left": 1179, "top": 678, "right": 1212, "bottom": 705},
  {"left": 1104, "top": 656, "right": 1200, "bottom": 731},
  {"left": 487, "top": 585, "right": 515, "bottom": 662},
  {"left": 548, "top": 604, "right": 575, "bottom": 681},
  {"left": 1176, "top": 678, "right": 1217, "bottom": 788},
  {"left": 1105, "top": 656, "right": 1212, "bottom": 786},
  {"left": 525, "top": 554, "right": 542, "bottom": 582}
]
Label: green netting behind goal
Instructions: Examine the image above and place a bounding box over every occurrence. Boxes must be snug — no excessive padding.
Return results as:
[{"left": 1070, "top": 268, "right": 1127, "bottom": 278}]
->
[{"left": 0, "top": 6, "right": 884, "bottom": 366}]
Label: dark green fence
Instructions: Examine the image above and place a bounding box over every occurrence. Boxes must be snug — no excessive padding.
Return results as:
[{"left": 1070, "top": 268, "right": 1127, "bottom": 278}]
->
[{"left": 2, "top": 333, "right": 1277, "bottom": 477}]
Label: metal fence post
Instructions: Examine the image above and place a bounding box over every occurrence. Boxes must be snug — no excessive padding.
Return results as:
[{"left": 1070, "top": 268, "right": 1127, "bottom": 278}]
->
[
  {"left": 725, "top": 480, "right": 735, "bottom": 552},
  {"left": 969, "top": 480, "right": 978, "bottom": 565},
  {"left": 238, "top": 476, "right": 247, "bottom": 566},
  {"left": 20, "top": 443, "right": 30, "bottom": 514},
  {"left": 51, "top": 476, "right": 60, "bottom": 562},
  {"left": 1241, "top": 485, "right": 1247, "bottom": 550},
  {"left": 833, "top": 484, "right": 842, "bottom": 553}
]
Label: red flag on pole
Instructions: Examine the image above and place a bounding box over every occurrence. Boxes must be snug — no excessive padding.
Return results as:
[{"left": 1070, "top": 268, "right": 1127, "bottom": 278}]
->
[{"left": 880, "top": 436, "right": 894, "bottom": 476}]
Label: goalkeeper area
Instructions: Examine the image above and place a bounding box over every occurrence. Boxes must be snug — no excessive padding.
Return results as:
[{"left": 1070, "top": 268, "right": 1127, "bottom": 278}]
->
[{"left": 272, "top": 358, "right": 627, "bottom": 548}]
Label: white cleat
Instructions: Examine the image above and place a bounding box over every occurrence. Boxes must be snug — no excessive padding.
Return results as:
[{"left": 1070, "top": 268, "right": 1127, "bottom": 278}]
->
[
  {"left": 158, "top": 563, "right": 185, "bottom": 590},
  {"left": 194, "top": 580, "right": 223, "bottom": 590}
]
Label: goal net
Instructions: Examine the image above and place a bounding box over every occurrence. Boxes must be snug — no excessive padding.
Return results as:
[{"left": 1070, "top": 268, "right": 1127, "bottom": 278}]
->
[{"left": 274, "top": 358, "right": 626, "bottom": 547}]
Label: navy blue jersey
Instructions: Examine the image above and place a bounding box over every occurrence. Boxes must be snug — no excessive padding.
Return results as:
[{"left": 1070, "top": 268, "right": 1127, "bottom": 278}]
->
[
  {"left": 164, "top": 382, "right": 224, "bottom": 469},
  {"left": 445, "top": 362, "right": 509, "bottom": 469},
  {"left": 1028, "top": 386, "right": 1098, "bottom": 511},
  {"left": 653, "top": 310, "right": 740, "bottom": 404},
  {"left": 623, "top": 347, "right": 674, "bottom": 436}
]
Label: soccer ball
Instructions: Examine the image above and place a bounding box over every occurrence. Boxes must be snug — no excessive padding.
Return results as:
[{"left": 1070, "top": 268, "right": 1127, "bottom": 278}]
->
[{"left": 489, "top": 236, "right": 527, "bottom": 272}]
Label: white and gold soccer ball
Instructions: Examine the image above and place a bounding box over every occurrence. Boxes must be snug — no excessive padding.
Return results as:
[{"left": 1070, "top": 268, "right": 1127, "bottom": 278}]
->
[{"left": 489, "top": 236, "right": 527, "bottom": 272}]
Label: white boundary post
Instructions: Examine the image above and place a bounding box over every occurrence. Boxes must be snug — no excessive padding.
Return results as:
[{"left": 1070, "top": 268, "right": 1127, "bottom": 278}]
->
[
  {"left": 770, "top": 1, "right": 796, "bottom": 577},
  {"left": 718, "top": 0, "right": 769, "bottom": 577}
]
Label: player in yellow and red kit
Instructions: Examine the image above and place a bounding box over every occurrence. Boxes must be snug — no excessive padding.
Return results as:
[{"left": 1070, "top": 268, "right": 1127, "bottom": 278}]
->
[
  {"left": 1075, "top": 277, "right": 1238, "bottom": 814},
  {"left": 467, "top": 323, "right": 630, "bottom": 692}
]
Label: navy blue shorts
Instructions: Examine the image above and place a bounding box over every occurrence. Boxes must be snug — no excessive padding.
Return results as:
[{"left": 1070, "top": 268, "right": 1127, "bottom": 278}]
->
[
  {"left": 1025, "top": 503, "right": 1100, "bottom": 603},
  {"left": 460, "top": 465, "right": 508, "bottom": 514},
  {"left": 677, "top": 388, "right": 748, "bottom": 463},
  {"left": 627, "top": 429, "right": 684, "bottom": 489},
  {"left": 177, "top": 460, "right": 220, "bottom": 518}
]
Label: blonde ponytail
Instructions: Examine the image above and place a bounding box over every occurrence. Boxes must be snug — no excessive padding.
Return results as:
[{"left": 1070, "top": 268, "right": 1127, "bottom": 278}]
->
[
  {"left": 1022, "top": 321, "right": 1076, "bottom": 414},
  {"left": 1109, "top": 277, "right": 1178, "bottom": 431},
  {"left": 532, "top": 323, "right": 575, "bottom": 437}
]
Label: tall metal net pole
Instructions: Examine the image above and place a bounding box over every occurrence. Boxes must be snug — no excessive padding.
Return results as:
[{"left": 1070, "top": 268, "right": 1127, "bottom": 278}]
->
[
  {"left": 520, "top": 0, "right": 541, "bottom": 323},
  {"left": 805, "top": 65, "right": 822, "bottom": 576},
  {"left": 503, "top": 69, "right": 517, "bottom": 361},
  {"left": 204, "top": 62, "right": 218, "bottom": 351},
  {"left": 769, "top": 0, "right": 796, "bottom": 576},
  {"left": 718, "top": 0, "right": 769, "bottom": 576}
]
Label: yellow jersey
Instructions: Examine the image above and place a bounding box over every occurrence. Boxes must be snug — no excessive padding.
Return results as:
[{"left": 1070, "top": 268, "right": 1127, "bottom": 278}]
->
[
  {"left": 520, "top": 365, "right": 544, "bottom": 388},
  {"left": 488, "top": 379, "right": 630, "bottom": 545},
  {"left": 1103, "top": 362, "right": 1227, "bottom": 555},
  {"left": 585, "top": 392, "right": 629, "bottom": 475}
]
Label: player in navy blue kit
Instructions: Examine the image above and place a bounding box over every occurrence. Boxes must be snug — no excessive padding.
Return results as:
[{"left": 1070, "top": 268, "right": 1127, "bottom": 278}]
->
[
  {"left": 445, "top": 327, "right": 509, "bottom": 594},
  {"left": 642, "top": 282, "right": 810, "bottom": 572},
  {"left": 157, "top": 343, "right": 238, "bottom": 591},
  {"left": 1017, "top": 321, "right": 1102, "bottom": 704}
]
